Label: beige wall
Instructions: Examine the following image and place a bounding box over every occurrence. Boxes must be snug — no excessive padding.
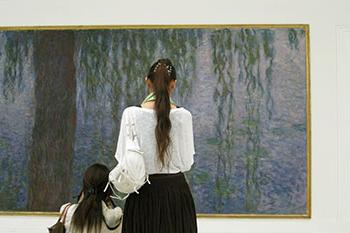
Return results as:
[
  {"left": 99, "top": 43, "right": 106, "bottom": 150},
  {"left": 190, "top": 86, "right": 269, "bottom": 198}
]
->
[{"left": 0, "top": 0, "right": 349, "bottom": 232}]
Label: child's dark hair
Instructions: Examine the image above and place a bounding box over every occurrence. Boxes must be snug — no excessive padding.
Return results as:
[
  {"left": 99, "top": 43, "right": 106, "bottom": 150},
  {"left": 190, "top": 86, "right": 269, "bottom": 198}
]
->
[{"left": 71, "top": 163, "right": 113, "bottom": 233}]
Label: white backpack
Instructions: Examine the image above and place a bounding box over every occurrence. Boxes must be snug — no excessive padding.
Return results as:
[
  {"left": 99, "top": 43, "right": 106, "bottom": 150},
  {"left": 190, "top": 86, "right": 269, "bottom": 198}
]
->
[{"left": 104, "top": 108, "right": 151, "bottom": 200}]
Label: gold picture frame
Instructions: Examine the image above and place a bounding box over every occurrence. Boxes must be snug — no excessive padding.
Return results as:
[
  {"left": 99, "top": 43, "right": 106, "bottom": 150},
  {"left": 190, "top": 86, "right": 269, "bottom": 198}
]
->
[{"left": 0, "top": 24, "right": 310, "bottom": 218}]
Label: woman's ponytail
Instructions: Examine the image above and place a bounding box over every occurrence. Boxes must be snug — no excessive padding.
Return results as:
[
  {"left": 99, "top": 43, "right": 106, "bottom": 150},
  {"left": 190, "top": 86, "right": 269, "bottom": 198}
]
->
[{"left": 146, "top": 58, "right": 177, "bottom": 169}]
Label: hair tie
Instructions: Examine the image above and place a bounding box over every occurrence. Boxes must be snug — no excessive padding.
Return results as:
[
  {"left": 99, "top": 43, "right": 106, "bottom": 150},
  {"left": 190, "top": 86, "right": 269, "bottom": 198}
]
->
[
  {"left": 87, "top": 187, "right": 96, "bottom": 196},
  {"left": 153, "top": 62, "right": 173, "bottom": 75}
]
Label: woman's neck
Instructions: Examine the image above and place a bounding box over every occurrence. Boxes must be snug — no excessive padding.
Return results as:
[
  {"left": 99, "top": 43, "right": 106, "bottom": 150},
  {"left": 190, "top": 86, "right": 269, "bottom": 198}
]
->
[{"left": 141, "top": 101, "right": 177, "bottom": 109}]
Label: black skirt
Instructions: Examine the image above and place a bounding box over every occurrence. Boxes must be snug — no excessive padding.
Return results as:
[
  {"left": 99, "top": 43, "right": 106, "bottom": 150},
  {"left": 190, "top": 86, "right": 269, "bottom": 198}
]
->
[{"left": 121, "top": 172, "right": 198, "bottom": 233}]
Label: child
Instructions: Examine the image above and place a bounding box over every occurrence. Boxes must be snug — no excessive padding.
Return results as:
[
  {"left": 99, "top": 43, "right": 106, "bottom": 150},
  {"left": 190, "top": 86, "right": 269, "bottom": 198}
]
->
[{"left": 59, "top": 163, "right": 123, "bottom": 233}]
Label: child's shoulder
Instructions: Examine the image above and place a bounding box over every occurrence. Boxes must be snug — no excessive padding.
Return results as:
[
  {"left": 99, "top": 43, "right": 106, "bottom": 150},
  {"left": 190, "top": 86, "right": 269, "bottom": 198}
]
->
[{"left": 59, "top": 202, "right": 76, "bottom": 214}]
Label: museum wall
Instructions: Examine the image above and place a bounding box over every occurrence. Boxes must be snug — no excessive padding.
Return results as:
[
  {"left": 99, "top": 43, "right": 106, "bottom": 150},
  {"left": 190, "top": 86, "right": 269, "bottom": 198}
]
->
[{"left": 0, "top": 0, "right": 349, "bottom": 232}]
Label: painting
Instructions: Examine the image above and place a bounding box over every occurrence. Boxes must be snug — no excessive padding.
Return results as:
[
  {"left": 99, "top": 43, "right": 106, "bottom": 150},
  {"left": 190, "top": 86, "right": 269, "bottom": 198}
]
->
[{"left": 0, "top": 24, "right": 310, "bottom": 217}]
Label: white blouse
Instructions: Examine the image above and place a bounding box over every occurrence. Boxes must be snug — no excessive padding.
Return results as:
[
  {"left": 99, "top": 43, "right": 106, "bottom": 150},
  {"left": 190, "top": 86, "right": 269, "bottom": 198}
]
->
[
  {"left": 59, "top": 202, "right": 123, "bottom": 233},
  {"left": 114, "top": 106, "right": 196, "bottom": 174}
]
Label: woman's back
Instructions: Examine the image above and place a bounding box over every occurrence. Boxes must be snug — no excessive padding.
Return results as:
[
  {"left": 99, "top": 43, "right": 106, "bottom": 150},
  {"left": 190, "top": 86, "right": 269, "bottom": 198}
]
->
[
  {"left": 114, "top": 105, "right": 196, "bottom": 174},
  {"left": 120, "top": 58, "right": 198, "bottom": 233}
]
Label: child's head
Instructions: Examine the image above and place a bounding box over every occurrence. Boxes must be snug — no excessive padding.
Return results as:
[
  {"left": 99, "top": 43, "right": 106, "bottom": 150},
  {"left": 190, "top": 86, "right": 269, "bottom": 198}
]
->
[
  {"left": 81, "top": 163, "right": 111, "bottom": 200},
  {"left": 72, "top": 163, "right": 112, "bottom": 233}
]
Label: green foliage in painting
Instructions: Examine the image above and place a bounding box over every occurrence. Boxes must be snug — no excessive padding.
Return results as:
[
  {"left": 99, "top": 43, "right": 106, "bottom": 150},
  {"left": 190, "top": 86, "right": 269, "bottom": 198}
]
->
[
  {"left": 210, "top": 28, "right": 237, "bottom": 212},
  {"left": 2, "top": 32, "right": 33, "bottom": 102}
]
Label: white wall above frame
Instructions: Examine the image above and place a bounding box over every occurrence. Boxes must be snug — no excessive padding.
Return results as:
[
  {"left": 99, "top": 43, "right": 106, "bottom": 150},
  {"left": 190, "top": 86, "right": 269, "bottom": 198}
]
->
[{"left": 0, "top": 0, "right": 349, "bottom": 232}]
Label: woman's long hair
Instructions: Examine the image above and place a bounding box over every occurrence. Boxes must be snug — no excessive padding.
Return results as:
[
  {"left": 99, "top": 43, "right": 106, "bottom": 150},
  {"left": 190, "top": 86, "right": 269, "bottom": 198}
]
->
[
  {"left": 146, "top": 58, "right": 177, "bottom": 169},
  {"left": 71, "top": 163, "right": 113, "bottom": 233}
]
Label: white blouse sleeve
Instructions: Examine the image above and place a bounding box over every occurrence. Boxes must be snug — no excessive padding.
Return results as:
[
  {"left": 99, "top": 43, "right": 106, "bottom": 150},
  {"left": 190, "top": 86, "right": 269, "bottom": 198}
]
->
[
  {"left": 114, "top": 108, "right": 128, "bottom": 162},
  {"left": 179, "top": 111, "right": 196, "bottom": 172}
]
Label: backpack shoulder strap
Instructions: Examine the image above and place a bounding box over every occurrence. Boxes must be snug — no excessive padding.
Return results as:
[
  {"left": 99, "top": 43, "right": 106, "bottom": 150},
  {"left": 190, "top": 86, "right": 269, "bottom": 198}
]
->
[{"left": 60, "top": 203, "right": 72, "bottom": 223}]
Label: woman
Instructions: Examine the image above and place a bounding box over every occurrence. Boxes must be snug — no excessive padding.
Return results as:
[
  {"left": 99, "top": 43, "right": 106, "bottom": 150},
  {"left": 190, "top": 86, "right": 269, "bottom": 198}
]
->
[
  {"left": 115, "top": 58, "right": 197, "bottom": 233},
  {"left": 59, "top": 163, "right": 123, "bottom": 233}
]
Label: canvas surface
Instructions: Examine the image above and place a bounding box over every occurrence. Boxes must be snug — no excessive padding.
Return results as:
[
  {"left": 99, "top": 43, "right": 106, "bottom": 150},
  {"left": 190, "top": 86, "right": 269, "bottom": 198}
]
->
[{"left": 0, "top": 26, "right": 310, "bottom": 216}]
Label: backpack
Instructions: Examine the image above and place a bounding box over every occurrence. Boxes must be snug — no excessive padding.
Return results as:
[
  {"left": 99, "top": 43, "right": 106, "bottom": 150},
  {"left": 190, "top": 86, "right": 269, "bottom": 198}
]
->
[{"left": 104, "top": 107, "right": 151, "bottom": 200}]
